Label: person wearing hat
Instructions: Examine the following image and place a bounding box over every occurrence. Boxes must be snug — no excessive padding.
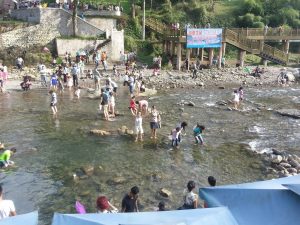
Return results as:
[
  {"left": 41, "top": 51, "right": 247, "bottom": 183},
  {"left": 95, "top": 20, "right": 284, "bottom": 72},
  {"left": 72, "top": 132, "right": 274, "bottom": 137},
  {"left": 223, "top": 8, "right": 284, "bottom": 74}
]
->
[
  {"left": 96, "top": 196, "right": 118, "bottom": 213},
  {"left": 0, "top": 147, "right": 16, "bottom": 168}
]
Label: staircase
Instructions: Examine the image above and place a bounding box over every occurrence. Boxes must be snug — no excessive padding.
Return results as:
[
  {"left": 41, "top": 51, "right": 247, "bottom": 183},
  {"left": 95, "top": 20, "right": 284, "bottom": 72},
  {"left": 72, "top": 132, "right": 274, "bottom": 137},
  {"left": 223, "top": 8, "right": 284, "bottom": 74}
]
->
[
  {"left": 224, "top": 28, "right": 288, "bottom": 65},
  {"left": 88, "top": 38, "right": 111, "bottom": 55},
  {"left": 145, "top": 17, "right": 168, "bottom": 35},
  {"left": 145, "top": 18, "right": 289, "bottom": 65}
]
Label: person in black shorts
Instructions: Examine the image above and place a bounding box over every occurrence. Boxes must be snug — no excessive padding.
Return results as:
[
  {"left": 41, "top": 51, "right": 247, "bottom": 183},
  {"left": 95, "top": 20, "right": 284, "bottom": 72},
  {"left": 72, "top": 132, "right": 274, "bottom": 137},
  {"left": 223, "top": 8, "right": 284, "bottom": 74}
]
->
[{"left": 121, "top": 186, "right": 139, "bottom": 212}]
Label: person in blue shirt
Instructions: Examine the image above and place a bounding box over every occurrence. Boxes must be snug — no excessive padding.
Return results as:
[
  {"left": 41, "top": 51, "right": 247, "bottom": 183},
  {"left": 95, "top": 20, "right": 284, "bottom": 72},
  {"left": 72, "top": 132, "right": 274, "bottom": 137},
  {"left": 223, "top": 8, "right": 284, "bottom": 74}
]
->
[{"left": 193, "top": 123, "right": 205, "bottom": 145}]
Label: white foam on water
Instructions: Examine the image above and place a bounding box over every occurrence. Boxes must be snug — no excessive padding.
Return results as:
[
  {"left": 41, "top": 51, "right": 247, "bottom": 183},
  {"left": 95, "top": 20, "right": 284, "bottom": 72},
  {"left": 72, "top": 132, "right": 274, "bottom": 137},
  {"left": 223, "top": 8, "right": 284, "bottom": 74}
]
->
[
  {"left": 249, "top": 125, "right": 265, "bottom": 134},
  {"left": 260, "top": 148, "right": 273, "bottom": 154},
  {"left": 205, "top": 102, "right": 215, "bottom": 106},
  {"left": 248, "top": 140, "right": 260, "bottom": 151}
]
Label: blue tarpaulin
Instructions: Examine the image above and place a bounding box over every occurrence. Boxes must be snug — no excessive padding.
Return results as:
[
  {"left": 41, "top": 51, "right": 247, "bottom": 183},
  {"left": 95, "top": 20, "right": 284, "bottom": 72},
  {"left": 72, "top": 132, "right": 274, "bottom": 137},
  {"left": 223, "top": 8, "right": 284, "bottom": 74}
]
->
[
  {"left": 0, "top": 211, "right": 38, "bottom": 225},
  {"left": 52, "top": 207, "right": 238, "bottom": 225},
  {"left": 200, "top": 175, "right": 300, "bottom": 225}
]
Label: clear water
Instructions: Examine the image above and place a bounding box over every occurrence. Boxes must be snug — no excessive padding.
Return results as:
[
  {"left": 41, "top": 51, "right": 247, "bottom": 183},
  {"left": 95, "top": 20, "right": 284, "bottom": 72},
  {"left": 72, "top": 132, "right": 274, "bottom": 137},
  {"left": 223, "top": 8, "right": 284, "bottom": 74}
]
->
[{"left": 1, "top": 82, "right": 300, "bottom": 224}]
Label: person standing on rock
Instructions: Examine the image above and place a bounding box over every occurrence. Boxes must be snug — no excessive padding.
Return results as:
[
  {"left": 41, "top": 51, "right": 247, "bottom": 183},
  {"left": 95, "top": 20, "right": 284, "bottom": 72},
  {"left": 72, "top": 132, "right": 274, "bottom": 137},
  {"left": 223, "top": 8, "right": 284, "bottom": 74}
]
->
[
  {"left": 0, "top": 185, "right": 17, "bottom": 219},
  {"left": 121, "top": 186, "right": 140, "bottom": 213}
]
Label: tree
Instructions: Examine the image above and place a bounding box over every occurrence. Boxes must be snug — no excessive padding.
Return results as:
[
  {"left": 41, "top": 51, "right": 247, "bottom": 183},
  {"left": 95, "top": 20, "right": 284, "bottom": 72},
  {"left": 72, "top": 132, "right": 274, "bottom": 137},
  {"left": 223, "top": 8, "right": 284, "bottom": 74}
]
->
[{"left": 72, "top": 0, "right": 78, "bottom": 37}]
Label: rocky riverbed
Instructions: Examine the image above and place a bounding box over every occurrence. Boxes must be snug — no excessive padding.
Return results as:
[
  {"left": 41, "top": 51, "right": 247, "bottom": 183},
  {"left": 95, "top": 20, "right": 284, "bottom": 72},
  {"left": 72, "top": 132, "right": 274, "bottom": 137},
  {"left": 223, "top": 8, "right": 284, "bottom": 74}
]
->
[{"left": 2, "top": 65, "right": 300, "bottom": 91}]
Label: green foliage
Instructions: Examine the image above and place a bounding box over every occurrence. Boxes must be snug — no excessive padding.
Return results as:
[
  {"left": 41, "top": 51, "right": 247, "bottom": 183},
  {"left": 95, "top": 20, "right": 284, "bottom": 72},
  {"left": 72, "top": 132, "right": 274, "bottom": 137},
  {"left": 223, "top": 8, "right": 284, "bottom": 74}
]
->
[
  {"left": 125, "top": 36, "right": 138, "bottom": 51},
  {"left": 242, "top": 0, "right": 264, "bottom": 16},
  {"left": 237, "top": 0, "right": 300, "bottom": 28}
]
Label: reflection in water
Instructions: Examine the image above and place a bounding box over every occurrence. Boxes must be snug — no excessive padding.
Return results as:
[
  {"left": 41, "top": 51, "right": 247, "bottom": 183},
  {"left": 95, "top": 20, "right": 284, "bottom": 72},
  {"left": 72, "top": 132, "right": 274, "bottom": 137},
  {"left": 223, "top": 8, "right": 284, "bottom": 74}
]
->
[{"left": 0, "top": 85, "right": 300, "bottom": 224}]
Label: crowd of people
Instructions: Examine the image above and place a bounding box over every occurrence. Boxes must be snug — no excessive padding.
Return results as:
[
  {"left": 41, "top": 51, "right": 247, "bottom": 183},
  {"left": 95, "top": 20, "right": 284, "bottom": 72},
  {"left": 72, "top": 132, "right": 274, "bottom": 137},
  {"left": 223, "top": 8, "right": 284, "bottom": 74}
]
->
[
  {"left": 0, "top": 174, "right": 217, "bottom": 220},
  {"left": 0, "top": 45, "right": 250, "bottom": 221}
]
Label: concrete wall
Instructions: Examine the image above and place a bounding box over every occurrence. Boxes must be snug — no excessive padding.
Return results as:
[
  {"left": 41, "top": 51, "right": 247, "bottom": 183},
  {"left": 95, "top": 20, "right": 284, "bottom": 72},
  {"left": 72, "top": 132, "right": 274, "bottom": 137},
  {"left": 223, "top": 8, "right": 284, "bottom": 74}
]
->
[
  {"left": 56, "top": 39, "right": 105, "bottom": 55},
  {"left": 85, "top": 17, "right": 116, "bottom": 37},
  {"left": 83, "top": 10, "right": 121, "bottom": 17},
  {"left": 110, "top": 30, "right": 124, "bottom": 61},
  {"left": 11, "top": 8, "right": 105, "bottom": 36},
  {"left": 56, "top": 31, "right": 124, "bottom": 62}
]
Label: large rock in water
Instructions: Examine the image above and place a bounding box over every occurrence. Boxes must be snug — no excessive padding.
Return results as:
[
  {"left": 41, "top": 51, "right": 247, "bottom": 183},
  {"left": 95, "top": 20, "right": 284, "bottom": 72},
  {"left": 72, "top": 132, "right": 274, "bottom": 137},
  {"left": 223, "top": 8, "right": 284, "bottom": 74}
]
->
[
  {"left": 286, "top": 72, "right": 295, "bottom": 82},
  {"left": 90, "top": 129, "right": 111, "bottom": 136},
  {"left": 276, "top": 109, "right": 300, "bottom": 119}
]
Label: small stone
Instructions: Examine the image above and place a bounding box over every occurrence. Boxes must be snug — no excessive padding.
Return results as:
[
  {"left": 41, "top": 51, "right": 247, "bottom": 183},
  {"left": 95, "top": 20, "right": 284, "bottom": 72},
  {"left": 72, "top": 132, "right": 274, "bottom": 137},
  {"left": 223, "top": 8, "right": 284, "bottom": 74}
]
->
[
  {"left": 126, "top": 129, "right": 134, "bottom": 135},
  {"left": 199, "top": 82, "right": 204, "bottom": 86},
  {"left": 218, "top": 86, "right": 225, "bottom": 89},
  {"left": 90, "top": 129, "right": 111, "bottom": 136},
  {"left": 279, "top": 162, "right": 292, "bottom": 168},
  {"left": 121, "top": 125, "right": 127, "bottom": 134},
  {"left": 187, "top": 101, "right": 195, "bottom": 107},
  {"left": 289, "top": 159, "right": 300, "bottom": 168},
  {"left": 287, "top": 168, "right": 297, "bottom": 174},
  {"left": 159, "top": 188, "right": 172, "bottom": 198},
  {"left": 107, "top": 176, "right": 127, "bottom": 185},
  {"left": 271, "top": 155, "right": 283, "bottom": 164},
  {"left": 272, "top": 149, "right": 283, "bottom": 155},
  {"left": 81, "top": 165, "right": 94, "bottom": 176}
]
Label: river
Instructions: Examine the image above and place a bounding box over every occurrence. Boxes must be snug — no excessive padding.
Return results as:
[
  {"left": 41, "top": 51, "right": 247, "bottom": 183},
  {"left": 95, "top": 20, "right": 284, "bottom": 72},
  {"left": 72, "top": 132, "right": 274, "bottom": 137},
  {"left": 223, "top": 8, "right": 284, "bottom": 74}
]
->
[{"left": 0, "top": 82, "right": 299, "bottom": 224}]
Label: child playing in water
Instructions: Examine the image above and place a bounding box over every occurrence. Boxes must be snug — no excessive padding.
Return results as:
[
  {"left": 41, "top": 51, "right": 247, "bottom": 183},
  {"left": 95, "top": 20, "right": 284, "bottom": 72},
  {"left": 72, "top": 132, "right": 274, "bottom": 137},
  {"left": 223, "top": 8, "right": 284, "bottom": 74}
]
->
[
  {"left": 134, "top": 111, "right": 143, "bottom": 142},
  {"left": 171, "top": 127, "right": 181, "bottom": 147},
  {"left": 129, "top": 96, "right": 137, "bottom": 116},
  {"left": 193, "top": 123, "right": 205, "bottom": 145},
  {"left": 74, "top": 87, "right": 80, "bottom": 98},
  {"left": 233, "top": 90, "right": 240, "bottom": 110},
  {"left": 49, "top": 90, "right": 58, "bottom": 115},
  {"left": 109, "top": 92, "right": 116, "bottom": 117},
  {"left": 238, "top": 87, "right": 244, "bottom": 101}
]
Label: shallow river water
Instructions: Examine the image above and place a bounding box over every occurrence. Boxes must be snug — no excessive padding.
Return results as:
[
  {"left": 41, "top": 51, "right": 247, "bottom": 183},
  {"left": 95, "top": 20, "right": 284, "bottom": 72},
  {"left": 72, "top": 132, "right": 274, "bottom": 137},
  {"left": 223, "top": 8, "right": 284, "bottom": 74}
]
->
[{"left": 1, "top": 82, "right": 300, "bottom": 224}]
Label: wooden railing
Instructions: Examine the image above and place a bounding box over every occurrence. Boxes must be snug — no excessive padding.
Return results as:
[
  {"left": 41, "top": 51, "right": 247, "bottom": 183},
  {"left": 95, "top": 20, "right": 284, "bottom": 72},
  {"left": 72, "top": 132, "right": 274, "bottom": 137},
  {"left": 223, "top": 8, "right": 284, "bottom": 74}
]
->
[
  {"left": 223, "top": 28, "right": 261, "bottom": 53},
  {"left": 226, "top": 28, "right": 288, "bottom": 64},
  {"left": 231, "top": 28, "right": 300, "bottom": 38},
  {"left": 262, "top": 43, "right": 289, "bottom": 62},
  {"left": 145, "top": 18, "right": 289, "bottom": 64}
]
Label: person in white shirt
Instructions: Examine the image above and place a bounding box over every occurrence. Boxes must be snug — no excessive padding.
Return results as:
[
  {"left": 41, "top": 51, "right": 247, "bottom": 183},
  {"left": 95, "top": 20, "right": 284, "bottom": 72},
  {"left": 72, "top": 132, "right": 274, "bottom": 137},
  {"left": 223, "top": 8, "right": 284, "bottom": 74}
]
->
[
  {"left": 135, "top": 111, "right": 143, "bottom": 142},
  {"left": 233, "top": 90, "right": 240, "bottom": 110},
  {"left": 0, "top": 185, "right": 16, "bottom": 220}
]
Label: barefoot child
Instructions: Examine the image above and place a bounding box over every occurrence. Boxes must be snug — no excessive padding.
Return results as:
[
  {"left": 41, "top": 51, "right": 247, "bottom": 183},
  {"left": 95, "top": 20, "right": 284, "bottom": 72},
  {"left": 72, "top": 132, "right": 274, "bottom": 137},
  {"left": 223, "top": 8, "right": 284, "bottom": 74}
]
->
[
  {"left": 193, "top": 123, "right": 205, "bottom": 145},
  {"left": 171, "top": 127, "right": 181, "bottom": 147},
  {"left": 233, "top": 90, "right": 240, "bottom": 110},
  {"left": 134, "top": 111, "right": 143, "bottom": 142},
  {"left": 49, "top": 90, "right": 58, "bottom": 114}
]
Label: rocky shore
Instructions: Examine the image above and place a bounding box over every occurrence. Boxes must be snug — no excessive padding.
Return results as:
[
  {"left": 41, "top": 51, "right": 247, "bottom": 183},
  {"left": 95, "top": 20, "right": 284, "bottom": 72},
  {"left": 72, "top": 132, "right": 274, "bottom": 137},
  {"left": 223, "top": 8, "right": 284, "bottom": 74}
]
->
[
  {"left": 145, "top": 67, "right": 300, "bottom": 90},
  {"left": 2, "top": 66, "right": 300, "bottom": 91}
]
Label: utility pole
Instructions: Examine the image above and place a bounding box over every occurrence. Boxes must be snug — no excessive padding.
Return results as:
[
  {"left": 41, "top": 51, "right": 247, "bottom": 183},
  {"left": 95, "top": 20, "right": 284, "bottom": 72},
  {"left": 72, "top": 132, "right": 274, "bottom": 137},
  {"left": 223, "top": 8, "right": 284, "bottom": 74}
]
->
[{"left": 142, "top": 0, "right": 145, "bottom": 40}]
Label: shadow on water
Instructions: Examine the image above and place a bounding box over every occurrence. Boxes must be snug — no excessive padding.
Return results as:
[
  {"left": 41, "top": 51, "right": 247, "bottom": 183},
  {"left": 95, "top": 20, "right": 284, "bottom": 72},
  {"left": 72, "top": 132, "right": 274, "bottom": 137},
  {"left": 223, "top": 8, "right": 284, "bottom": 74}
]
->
[{"left": 1, "top": 85, "right": 300, "bottom": 224}]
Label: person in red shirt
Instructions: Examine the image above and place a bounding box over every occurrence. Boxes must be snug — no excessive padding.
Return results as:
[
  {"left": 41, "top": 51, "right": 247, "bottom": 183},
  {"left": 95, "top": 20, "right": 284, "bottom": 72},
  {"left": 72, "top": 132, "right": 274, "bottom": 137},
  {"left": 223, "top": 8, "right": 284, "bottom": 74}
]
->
[{"left": 129, "top": 96, "right": 137, "bottom": 116}]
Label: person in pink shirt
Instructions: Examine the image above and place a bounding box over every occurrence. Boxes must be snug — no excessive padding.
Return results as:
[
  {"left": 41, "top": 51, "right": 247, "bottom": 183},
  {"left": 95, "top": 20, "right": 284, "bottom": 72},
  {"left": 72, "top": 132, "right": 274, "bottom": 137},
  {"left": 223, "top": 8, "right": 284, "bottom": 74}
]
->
[{"left": 135, "top": 100, "right": 148, "bottom": 115}]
